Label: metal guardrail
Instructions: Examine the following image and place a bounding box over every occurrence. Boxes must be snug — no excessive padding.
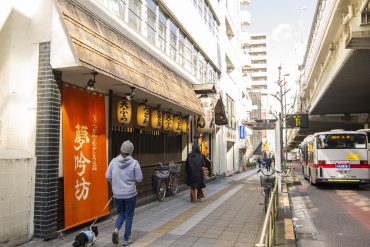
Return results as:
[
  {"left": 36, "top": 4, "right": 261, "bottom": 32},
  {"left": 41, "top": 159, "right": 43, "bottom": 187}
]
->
[{"left": 255, "top": 177, "right": 279, "bottom": 247}]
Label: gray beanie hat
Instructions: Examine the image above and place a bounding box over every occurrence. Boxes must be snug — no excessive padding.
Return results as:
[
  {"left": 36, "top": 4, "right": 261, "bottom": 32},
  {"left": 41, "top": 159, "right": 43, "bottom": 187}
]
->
[{"left": 121, "top": 140, "right": 134, "bottom": 154}]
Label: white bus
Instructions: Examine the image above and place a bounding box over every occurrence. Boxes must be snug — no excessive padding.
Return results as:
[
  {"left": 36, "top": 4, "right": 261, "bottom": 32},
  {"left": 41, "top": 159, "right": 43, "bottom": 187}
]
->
[{"left": 300, "top": 130, "right": 370, "bottom": 185}]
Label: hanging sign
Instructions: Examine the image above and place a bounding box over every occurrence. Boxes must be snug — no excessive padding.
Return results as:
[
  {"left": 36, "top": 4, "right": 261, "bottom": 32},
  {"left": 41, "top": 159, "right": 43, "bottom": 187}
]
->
[
  {"left": 137, "top": 103, "right": 150, "bottom": 128},
  {"left": 163, "top": 112, "right": 173, "bottom": 131},
  {"left": 117, "top": 98, "right": 132, "bottom": 125},
  {"left": 196, "top": 96, "right": 215, "bottom": 133},
  {"left": 151, "top": 109, "right": 162, "bottom": 129},
  {"left": 62, "top": 84, "right": 109, "bottom": 229},
  {"left": 173, "top": 115, "right": 182, "bottom": 134},
  {"left": 181, "top": 117, "right": 190, "bottom": 134}
]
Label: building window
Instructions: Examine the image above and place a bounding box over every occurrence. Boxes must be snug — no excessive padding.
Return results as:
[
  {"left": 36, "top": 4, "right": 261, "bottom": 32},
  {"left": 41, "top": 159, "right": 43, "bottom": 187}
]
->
[
  {"left": 198, "top": 0, "right": 204, "bottom": 16},
  {"left": 185, "top": 39, "right": 192, "bottom": 73},
  {"left": 178, "top": 31, "right": 185, "bottom": 66},
  {"left": 98, "top": 0, "right": 126, "bottom": 21},
  {"left": 169, "top": 19, "right": 178, "bottom": 61},
  {"left": 128, "top": 0, "right": 142, "bottom": 32},
  {"left": 362, "top": 1, "right": 370, "bottom": 24},
  {"left": 192, "top": 47, "right": 198, "bottom": 77},
  {"left": 146, "top": 0, "right": 157, "bottom": 45},
  {"left": 158, "top": 9, "right": 167, "bottom": 53},
  {"left": 226, "top": 95, "right": 235, "bottom": 129},
  {"left": 199, "top": 54, "right": 207, "bottom": 83}
]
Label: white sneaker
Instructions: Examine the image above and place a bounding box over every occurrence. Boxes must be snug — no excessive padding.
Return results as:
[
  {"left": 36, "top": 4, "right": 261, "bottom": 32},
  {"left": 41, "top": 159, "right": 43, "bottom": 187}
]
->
[{"left": 122, "top": 239, "right": 134, "bottom": 246}]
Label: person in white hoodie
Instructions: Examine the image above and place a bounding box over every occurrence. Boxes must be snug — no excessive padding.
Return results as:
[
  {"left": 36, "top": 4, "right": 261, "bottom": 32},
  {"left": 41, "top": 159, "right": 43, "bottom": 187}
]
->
[{"left": 106, "top": 140, "right": 143, "bottom": 246}]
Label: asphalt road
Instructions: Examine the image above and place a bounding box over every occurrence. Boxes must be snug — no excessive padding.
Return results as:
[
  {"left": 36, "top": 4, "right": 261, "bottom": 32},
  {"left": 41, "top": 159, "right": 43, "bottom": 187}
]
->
[{"left": 294, "top": 178, "right": 370, "bottom": 247}]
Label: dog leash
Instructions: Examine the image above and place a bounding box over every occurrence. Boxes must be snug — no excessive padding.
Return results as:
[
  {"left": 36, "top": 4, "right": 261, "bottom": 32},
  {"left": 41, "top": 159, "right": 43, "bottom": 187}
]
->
[{"left": 90, "top": 196, "right": 114, "bottom": 229}]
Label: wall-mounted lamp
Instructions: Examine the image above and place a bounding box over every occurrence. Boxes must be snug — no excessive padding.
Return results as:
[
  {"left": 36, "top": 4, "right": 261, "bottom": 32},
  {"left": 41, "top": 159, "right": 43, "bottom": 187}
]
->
[
  {"left": 124, "top": 86, "right": 135, "bottom": 100},
  {"left": 86, "top": 72, "right": 98, "bottom": 91}
]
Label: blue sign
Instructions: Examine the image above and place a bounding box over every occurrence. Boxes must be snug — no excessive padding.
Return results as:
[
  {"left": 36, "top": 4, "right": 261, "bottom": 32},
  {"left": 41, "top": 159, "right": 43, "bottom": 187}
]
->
[{"left": 239, "top": 125, "right": 245, "bottom": 139}]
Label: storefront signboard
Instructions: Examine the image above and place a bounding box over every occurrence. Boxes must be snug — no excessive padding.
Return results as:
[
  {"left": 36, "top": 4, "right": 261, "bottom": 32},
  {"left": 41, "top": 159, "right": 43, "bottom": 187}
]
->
[
  {"left": 62, "top": 84, "right": 109, "bottom": 229},
  {"left": 196, "top": 96, "right": 215, "bottom": 133}
]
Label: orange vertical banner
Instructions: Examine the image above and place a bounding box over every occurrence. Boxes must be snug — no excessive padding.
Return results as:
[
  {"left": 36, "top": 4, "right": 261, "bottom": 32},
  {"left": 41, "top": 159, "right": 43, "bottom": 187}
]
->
[{"left": 62, "top": 84, "right": 109, "bottom": 229}]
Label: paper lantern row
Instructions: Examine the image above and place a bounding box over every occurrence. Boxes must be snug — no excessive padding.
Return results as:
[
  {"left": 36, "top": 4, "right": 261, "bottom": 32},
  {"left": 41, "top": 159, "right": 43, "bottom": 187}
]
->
[{"left": 117, "top": 99, "right": 190, "bottom": 134}]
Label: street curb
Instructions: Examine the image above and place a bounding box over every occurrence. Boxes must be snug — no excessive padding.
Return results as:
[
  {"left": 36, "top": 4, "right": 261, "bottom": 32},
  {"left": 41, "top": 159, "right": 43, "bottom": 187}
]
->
[{"left": 274, "top": 182, "right": 297, "bottom": 247}]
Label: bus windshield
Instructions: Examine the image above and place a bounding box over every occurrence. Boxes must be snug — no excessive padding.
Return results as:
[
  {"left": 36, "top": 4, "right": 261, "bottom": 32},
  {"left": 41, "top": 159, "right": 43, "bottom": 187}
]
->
[{"left": 316, "top": 134, "right": 367, "bottom": 149}]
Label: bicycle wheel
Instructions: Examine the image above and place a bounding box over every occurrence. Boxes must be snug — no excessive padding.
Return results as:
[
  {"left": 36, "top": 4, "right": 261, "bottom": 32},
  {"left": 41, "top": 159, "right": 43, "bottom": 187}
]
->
[
  {"left": 157, "top": 179, "right": 167, "bottom": 202},
  {"left": 170, "top": 174, "right": 179, "bottom": 195}
]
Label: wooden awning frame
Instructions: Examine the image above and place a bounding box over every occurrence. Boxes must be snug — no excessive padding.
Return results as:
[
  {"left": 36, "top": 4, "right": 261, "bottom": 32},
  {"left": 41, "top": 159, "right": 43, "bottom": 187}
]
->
[{"left": 56, "top": 0, "right": 203, "bottom": 115}]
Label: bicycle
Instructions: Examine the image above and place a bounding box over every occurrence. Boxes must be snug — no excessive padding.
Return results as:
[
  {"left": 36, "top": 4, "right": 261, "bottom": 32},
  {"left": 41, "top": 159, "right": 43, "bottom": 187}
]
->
[
  {"left": 257, "top": 169, "right": 280, "bottom": 213},
  {"left": 154, "top": 162, "right": 181, "bottom": 202}
]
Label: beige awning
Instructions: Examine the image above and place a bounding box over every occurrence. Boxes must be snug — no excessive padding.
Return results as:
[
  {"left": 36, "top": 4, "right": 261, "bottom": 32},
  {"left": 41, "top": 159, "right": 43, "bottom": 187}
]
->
[
  {"left": 56, "top": 0, "right": 203, "bottom": 115},
  {"left": 193, "top": 83, "right": 217, "bottom": 94}
]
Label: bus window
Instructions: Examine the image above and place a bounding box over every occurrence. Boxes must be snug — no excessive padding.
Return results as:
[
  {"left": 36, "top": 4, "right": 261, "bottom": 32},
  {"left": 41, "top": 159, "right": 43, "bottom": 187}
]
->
[{"left": 317, "top": 134, "right": 367, "bottom": 149}]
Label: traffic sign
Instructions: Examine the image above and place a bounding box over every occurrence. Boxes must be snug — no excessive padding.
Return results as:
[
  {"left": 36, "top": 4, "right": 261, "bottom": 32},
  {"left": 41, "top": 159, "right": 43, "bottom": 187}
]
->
[{"left": 285, "top": 114, "right": 309, "bottom": 128}]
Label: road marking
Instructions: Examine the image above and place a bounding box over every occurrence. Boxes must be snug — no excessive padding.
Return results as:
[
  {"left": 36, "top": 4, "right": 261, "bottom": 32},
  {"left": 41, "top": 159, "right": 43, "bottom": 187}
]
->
[{"left": 284, "top": 218, "right": 295, "bottom": 240}]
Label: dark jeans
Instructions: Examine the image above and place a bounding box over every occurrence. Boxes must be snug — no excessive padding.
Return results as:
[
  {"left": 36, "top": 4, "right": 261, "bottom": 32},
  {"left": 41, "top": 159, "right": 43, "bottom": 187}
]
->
[
  {"left": 266, "top": 165, "right": 271, "bottom": 172},
  {"left": 114, "top": 196, "right": 136, "bottom": 241}
]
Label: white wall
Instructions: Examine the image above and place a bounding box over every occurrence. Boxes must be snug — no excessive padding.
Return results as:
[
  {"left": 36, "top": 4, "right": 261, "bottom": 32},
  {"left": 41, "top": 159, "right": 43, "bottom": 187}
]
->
[
  {"left": 215, "top": 0, "right": 245, "bottom": 175},
  {"left": 0, "top": 151, "right": 36, "bottom": 244},
  {"left": 0, "top": 0, "right": 52, "bottom": 242},
  {"left": 0, "top": 0, "right": 51, "bottom": 152}
]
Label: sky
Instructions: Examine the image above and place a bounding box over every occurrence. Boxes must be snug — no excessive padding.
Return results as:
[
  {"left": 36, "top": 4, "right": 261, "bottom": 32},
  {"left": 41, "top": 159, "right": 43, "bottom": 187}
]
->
[{"left": 248, "top": 0, "right": 317, "bottom": 111}]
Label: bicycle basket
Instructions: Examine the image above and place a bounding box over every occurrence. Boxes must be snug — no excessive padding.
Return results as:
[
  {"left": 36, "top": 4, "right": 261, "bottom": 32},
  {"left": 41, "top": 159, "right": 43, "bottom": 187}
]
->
[
  {"left": 169, "top": 163, "right": 182, "bottom": 173},
  {"left": 260, "top": 176, "right": 275, "bottom": 188},
  {"left": 155, "top": 170, "right": 170, "bottom": 179}
]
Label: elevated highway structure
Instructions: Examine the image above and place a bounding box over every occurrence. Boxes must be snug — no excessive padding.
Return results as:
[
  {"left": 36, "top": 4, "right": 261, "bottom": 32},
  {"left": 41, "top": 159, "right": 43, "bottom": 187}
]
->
[{"left": 288, "top": 0, "right": 370, "bottom": 149}]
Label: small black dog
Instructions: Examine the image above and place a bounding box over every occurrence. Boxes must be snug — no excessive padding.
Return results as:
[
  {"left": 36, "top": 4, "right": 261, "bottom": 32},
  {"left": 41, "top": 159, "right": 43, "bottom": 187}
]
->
[{"left": 72, "top": 226, "right": 98, "bottom": 247}]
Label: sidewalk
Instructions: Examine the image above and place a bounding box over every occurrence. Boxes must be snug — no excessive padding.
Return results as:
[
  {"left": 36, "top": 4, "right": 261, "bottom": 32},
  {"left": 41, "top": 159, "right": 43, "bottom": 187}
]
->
[{"left": 22, "top": 169, "right": 269, "bottom": 247}]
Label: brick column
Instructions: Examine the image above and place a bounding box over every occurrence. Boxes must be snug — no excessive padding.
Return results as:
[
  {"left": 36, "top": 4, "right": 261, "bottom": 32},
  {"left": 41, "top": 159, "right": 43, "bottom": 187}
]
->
[{"left": 33, "top": 42, "right": 62, "bottom": 239}]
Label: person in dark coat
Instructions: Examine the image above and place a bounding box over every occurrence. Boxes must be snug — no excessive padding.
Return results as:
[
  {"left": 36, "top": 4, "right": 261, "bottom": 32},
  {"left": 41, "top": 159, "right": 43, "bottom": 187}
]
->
[
  {"left": 185, "top": 143, "right": 206, "bottom": 203},
  {"left": 266, "top": 156, "right": 272, "bottom": 172}
]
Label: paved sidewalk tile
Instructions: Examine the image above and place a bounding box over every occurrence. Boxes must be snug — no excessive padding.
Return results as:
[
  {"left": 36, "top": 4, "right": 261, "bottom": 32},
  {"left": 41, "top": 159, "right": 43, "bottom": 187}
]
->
[{"left": 21, "top": 169, "right": 265, "bottom": 247}]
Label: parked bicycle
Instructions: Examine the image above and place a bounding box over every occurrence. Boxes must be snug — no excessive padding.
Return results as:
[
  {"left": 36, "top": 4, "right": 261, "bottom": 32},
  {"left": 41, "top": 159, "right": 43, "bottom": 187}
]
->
[
  {"left": 257, "top": 169, "right": 280, "bottom": 213},
  {"left": 154, "top": 162, "right": 181, "bottom": 202}
]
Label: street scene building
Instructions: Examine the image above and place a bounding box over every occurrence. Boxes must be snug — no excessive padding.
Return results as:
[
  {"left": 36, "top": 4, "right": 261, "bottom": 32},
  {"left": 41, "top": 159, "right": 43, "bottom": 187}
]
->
[
  {"left": 1, "top": 0, "right": 370, "bottom": 247},
  {"left": 0, "top": 0, "right": 251, "bottom": 242}
]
